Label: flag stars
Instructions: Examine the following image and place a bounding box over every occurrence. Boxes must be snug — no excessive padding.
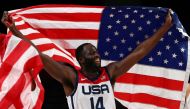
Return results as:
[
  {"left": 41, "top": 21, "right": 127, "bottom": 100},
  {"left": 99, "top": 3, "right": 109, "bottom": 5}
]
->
[
  {"left": 166, "top": 45, "right": 170, "bottom": 50},
  {"left": 125, "top": 14, "right": 129, "bottom": 18},
  {"left": 106, "top": 37, "right": 111, "bottom": 42},
  {"left": 107, "top": 25, "right": 112, "bottom": 29},
  {"left": 114, "top": 31, "right": 119, "bottom": 36},
  {"left": 168, "top": 31, "right": 172, "bottom": 36},
  {"left": 104, "top": 51, "right": 109, "bottom": 56},
  {"left": 172, "top": 53, "right": 177, "bottom": 58},
  {"left": 136, "top": 40, "right": 140, "bottom": 45},
  {"left": 119, "top": 53, "right": 124, "bottom": 58},
  {"left": 160, "top": 38, "right": 164, "bottom": 41},
  {"left": 131, "top": 19, "right": 136, "bottom": 24},
  {"left": 144, "top": 34, "right": 149, "bottom": 39},
  {"left": 109, "top": 14, "right": 114, "bottom": 18},
  {"left": 146, "top": 20, "right": 151, "bottom": 25},
  {"left": 155, "top": 14, "right": 160, "bottom": 19},
  {"left": 153, "top": 28, "right": 157, "bottom": 33},
  {"left": 111, "top": 7, "right": 116, "bottom": 10},
  {"left": 118, "top": 10, "right": 123, "bottom": 13},
  {"left": 128, "top": 47, "right": 133, "bottom": 51},
  {"left": 140, "top": 14, "right": 145, "bottom": 18},
  {"left": 133, "top": 10, "right": 138, "bottom": 13},
  {"left": 129, "top": 32, "right": 134, "bottom": 37},
  {"left": 149, "top": 10, "right": 153, "bottom": 13},
  {"left": 126, "top": 7, "right": 131, "bottom": 10},
  {"left": 164, "top": 59, "right": 169, "bottom": 64},
  {"left": 116, "top": 20, "right": 121, "bottom": 24},
  {"left": 182, "top": 35, "right": 186, "bottom": 39},
  {"left": 123, "top": 25, "right": 128, "bottom": 29},
  {"left": 121, "top": 38, "right": 126, "bottom": 44},
  {"left": 174, "top": 39, "right": 179, "bottom": 44},
  {"left": 157, "top": 51, "right": 162, "bottom": 56},
  {"left": 138, "top": 26, "right": 143, "bottom": 31},
  {"left": 179, "top": 62, "right": 183, "bottom": 66},
  {"left": 181, "top": 48, "right": 185, "bottom": 52},
  {"left": 113, "top": 45, "right": 117, "bottom": 50},
  {"left": 148, "top": 57, "right": 154, "bottom": 62}
]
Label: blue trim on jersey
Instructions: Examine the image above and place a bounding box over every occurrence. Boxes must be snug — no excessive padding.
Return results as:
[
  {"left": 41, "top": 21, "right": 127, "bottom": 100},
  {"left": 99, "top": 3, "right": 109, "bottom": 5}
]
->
[{"left": 71, "top": 95, "right": 75, "bottom": 109}]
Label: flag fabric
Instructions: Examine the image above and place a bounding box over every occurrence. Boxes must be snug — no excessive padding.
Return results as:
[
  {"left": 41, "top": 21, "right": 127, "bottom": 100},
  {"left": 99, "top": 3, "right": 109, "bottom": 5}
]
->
[
  {"left": 0, "top": 4, "right": 189, "bottom": 109},
  {"left": 98, "top": 6, "right": 190, "bottom": 109}
]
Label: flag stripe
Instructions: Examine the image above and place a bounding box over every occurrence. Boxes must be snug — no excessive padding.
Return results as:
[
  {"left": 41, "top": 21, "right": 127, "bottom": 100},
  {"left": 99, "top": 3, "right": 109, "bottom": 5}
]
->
[
  {"left": 116, "top": 73, "right": 183, "bottom": 91},
  {"left": 0, "top": 41, "right": 30, "bottom": 89},
  {"left": 114, "top": 83, "right": 182, "bottom": 101},
  {"left": 38, "top": 29, "right": 99, "bottom": 39},
  {"left": 114, "top": 92, "right": 180, "bottom": 109},
  {"left": 21, "top": 13, "right": 102, "bottom": 22},
  {"left": 116, "top": 98, "right": 168, "bottom": 109}
]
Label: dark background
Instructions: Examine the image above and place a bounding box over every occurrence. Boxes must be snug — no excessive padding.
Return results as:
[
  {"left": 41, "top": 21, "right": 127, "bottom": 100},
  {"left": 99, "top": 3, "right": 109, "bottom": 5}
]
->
[{"left": 0, "top": 0, "right": 189, "bottom": 109}]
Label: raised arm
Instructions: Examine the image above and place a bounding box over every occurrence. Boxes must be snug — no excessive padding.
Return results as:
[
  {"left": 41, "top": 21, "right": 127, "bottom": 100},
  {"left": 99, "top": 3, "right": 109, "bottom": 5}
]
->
[
  {"left": 107, "top": 9, "right": 173, "bottom": 80},
  {"left": 1, "top": 11, "right": 76, "bottom": 86}
]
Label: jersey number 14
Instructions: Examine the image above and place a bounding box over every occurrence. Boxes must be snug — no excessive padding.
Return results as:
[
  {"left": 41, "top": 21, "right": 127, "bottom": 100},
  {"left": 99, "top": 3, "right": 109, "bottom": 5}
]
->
[{"left": 90, "top": 97, "right": 105, "bottom": 109}]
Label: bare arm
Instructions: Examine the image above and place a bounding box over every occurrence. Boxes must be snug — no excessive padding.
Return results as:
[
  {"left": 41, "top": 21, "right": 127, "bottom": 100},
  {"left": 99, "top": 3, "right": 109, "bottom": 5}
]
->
[
  {"left": 1, "top": 11, "right": 76, "bottom": 85},
  {"left": 107, "top": 9, "right": 173, "bottom": 80}
]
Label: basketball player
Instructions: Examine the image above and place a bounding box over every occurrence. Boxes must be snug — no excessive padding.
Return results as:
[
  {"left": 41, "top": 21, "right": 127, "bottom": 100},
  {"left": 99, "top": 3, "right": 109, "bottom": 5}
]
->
[{"left": 1, "top": 9, "right": 172, "bottom": 109}]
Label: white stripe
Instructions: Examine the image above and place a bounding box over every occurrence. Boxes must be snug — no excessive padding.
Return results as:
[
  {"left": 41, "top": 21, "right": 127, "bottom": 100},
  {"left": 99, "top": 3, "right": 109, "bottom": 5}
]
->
[
  {"left": 31, "top": 38, "right": 75, "bottom": 59},
  {"left": 0, "top": 46, "right": 38, "bottom": 101},
  {"left": 51, "top": 39, "right": 98, "bottom": 49},
  {"left": 3, "top": 35, "right": 21, "bottom": 61},
  {"left": 15, "top": 20, "right": 25, "bottom": 26},
  {"left": 21, "top": 17, "right": 100, "bottom": 29},
  {"left": 116, "top": 98, "right": 167, "bottom": 109},
  {"left": 20, "top": 28, "right": 39, "bottom": 35},
  {"left": 130, "top": 64, "right": 186, "bottom": 81},
  {"left": 20, "top": 74, "right": 40, "bottom": 109},
  {"left": 102, "top": 60, "right": 186, "bottom": 81},
  {"left": 114, "top": 83, "right": 182, "bottom": 101},
  {"left": 16, "top": 7, "right": 103, "bottom": 14}
]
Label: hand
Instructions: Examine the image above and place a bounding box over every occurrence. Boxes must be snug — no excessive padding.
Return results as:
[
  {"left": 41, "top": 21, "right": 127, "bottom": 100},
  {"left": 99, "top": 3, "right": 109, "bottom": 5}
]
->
[
  {"left": 1, "top": 11, "right": 16, "bottom": 29},
  {"left": 164, "top": 9, "right": 173, "bottom": 27}
]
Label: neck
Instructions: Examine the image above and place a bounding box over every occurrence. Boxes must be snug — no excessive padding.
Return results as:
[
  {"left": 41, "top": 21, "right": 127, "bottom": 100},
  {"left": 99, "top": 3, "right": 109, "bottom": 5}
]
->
[{"left": 81, "top": 66, "right": 99, "bottom": 78}]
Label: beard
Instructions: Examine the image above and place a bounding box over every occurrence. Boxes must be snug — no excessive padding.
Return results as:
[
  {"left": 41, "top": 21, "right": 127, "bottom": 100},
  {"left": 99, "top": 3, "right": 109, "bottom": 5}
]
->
[{"left": 84, "top": 58, "right": 101, "bottom": 69}]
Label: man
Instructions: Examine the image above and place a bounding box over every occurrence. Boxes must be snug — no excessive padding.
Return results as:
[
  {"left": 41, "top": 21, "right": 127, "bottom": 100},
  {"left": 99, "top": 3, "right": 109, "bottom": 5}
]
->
[{"left": 1, "top": 9, "right": 172, "bottom": 109}]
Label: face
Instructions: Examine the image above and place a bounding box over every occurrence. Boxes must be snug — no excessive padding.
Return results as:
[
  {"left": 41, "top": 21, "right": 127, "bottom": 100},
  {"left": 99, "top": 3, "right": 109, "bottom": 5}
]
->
[{"left": 80, "top": 44, "right": 101, "bottom": 68}]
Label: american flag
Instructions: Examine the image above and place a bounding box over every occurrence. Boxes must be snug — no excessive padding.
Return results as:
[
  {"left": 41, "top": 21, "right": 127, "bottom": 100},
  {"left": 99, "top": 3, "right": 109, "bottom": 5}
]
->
[{"left": 0, "top": 4, "right": 189, "bottom": 109}]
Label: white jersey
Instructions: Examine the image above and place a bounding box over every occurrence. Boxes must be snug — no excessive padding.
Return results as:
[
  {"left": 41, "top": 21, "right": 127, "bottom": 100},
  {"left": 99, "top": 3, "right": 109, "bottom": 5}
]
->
[{"left": 66, "top": 67, "right": 116, "bottom": 109}]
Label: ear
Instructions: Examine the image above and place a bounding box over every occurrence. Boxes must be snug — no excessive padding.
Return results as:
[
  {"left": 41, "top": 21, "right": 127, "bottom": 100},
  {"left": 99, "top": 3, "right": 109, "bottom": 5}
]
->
[{"left": 79, "top": 57, "right": 85, "bottom": 64}]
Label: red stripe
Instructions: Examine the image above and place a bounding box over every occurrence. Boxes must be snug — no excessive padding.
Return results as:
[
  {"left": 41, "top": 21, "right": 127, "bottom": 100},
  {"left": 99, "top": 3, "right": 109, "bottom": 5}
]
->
[
  {"left": 116, "top": 73, "right": 183, "bottom": 91},
  {"left": 114, "top": 92, "right": 180, "bottom": 109},
  {"left": 38, "top": 29, "right": 99, "bottom": 39},
  {"left": 0, "top": 74, "right": 26, "bottom": 108},
  {"left": 0, "top": 41, "right": 30, "bottom": 88},
  {"left": 22, "top": 13, "right": 102, "bottom": 22}
]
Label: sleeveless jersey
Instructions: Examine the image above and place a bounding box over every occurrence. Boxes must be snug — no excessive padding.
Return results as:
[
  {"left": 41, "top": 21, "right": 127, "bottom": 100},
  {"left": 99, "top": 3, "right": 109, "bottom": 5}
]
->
[{"left": 66, "top": 67, "right": 116, "bottom": 109}]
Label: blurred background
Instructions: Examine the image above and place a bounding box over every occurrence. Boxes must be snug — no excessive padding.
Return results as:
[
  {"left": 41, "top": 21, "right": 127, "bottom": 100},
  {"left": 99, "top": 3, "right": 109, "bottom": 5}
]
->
[{"left": 0, "top": 0, "right": 189, "bottom": 109}]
